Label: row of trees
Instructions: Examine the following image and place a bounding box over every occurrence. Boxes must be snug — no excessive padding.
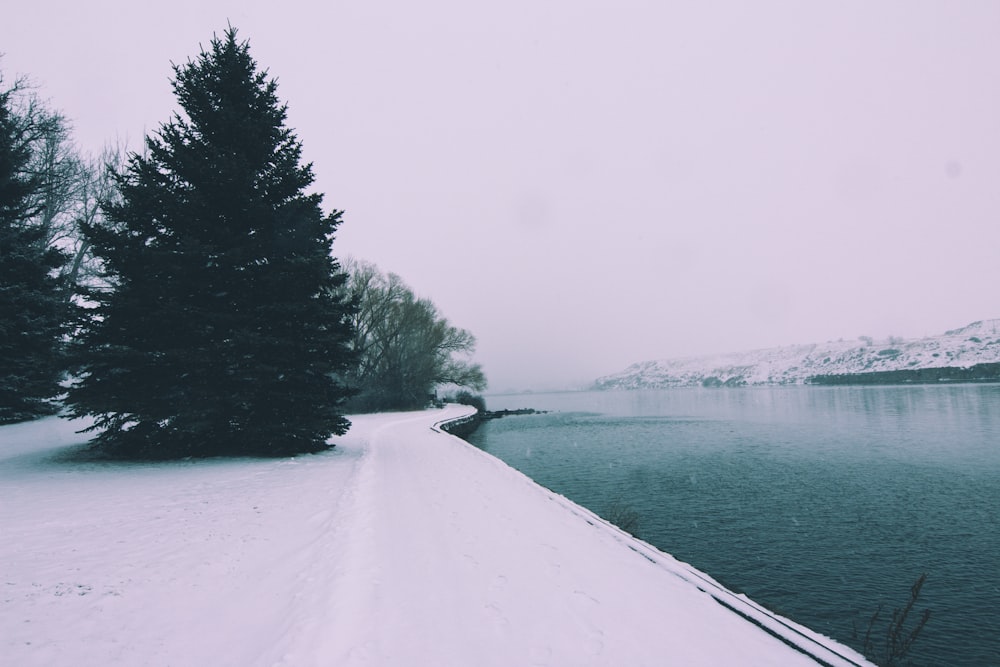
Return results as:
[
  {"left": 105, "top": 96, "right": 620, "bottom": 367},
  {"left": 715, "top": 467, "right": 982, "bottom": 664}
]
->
[
  {"left": 1, "top": 28, "right": 485, "bottom": 457},
  {"left": 344, "top": 259, "right": 485, "bottom": 411}
]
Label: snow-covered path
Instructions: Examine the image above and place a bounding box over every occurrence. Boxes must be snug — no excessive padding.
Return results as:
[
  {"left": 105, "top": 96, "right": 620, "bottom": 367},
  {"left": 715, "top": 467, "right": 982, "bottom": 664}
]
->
[{"left": 1, "top": 406, "right": 870, "bottom": 666}]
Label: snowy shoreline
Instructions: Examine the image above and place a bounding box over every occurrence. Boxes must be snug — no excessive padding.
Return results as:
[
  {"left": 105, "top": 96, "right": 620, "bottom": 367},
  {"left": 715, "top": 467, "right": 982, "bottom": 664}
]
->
[{"left": 2, "top": 406, "right": 870, "bottom": 666}]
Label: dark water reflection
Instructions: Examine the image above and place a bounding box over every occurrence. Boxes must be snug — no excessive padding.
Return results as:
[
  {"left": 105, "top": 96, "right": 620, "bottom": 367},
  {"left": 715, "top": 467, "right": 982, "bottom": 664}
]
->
[{"left": 467, "top": 385, "right": 1000, "bottom": 666}]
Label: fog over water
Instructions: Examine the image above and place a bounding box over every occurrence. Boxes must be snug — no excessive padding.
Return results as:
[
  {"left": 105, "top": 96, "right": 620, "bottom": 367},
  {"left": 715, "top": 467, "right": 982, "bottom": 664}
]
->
[{"left": 4, "top": 2, "right": 999, "bottom": 390}]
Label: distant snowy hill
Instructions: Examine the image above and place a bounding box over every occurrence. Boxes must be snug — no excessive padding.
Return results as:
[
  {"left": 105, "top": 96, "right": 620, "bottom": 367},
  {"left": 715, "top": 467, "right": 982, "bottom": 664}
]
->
[{"left": 595, "top": 319, "right": 1000, "bottom": 389}]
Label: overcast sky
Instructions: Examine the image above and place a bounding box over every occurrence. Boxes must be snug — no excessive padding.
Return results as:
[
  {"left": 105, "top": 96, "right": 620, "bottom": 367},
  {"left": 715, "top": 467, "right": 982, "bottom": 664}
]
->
[{"left": 4, "top": 1, "right": 999, "bottom": 391}]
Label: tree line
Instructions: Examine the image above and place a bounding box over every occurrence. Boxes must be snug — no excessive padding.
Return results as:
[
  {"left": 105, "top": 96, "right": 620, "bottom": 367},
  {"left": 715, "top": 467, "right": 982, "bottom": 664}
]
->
[
  {"left": 0, "top": 28, "right": 485, "bottom": 457},
  {"left": 807, "top": 363, "right": 1000, "bottom": 386},
  {"left": 343, "top": 259, "right": 485, "bottom": 412}
]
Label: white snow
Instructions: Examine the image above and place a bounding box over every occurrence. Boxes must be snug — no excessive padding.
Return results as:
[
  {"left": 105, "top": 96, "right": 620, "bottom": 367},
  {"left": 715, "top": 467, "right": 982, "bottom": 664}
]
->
[
  {"left": 596, "top": 318, "right": 1000, "bottom": 388},
  {"left": 1, "top": 405, "right": 871, "bottom": 666}
]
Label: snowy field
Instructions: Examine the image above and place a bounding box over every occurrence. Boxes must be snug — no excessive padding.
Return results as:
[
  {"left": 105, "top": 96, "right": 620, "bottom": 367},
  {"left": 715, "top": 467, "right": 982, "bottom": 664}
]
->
[{"left": 1, "top": 405, "right": 870, "bottom": 666}]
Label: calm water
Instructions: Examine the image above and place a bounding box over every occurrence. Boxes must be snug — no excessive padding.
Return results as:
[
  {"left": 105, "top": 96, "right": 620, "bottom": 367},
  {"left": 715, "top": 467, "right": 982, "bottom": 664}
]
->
[{"left": 466, "top": 385, "right": 1000, "bottom": 666}]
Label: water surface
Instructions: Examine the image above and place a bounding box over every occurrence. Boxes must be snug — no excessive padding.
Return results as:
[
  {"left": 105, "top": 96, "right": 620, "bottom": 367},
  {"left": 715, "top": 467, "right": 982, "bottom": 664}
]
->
[{"left": 467, "top": 385, "right": 1000, "bottom": 666}]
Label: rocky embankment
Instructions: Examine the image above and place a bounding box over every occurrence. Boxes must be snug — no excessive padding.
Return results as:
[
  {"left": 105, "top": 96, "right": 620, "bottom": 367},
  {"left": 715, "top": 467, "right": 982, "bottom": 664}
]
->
[{"left": 440, "top": 407, "right": 546, "bottom": 437}]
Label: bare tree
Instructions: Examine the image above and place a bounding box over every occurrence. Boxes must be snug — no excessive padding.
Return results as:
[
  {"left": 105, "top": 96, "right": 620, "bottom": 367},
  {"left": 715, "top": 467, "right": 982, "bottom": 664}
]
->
[
  {"left": 0, "top": 72, "right": 122, "bottom": 297},
  {"left": 62, "top": 143, "right": 124, "bottom": 292},
  {"left": 343, "top": 258, "right": 486, "bottom": 411},
  {"left": 3, "top": 77, "right": 82, "bottom": 249}
]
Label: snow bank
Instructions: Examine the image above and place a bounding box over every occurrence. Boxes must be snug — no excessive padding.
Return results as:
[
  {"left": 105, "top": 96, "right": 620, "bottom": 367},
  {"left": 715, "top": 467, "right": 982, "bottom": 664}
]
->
[{"left": 1, "top": 406, "right": 871, "bottom": 666}]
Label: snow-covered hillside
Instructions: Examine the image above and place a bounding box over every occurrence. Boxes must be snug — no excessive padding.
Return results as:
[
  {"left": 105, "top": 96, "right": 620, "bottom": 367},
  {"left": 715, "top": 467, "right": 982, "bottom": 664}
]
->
[
  {"left": 596, "top": 319, "right": 1000, "bottom": 389},
  {"left": 1, "top": 406, "right": 869, "bottom": 666}
]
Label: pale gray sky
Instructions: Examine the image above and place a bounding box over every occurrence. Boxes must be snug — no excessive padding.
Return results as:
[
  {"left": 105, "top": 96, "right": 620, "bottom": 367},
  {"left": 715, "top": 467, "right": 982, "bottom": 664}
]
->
[{"left": 4, "top": 1, "right": 999, "bottom": 391}]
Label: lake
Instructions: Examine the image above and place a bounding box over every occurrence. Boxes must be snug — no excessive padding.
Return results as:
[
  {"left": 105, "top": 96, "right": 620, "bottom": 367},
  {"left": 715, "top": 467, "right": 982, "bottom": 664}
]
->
[{"left": 466, "top": 385, "right": 1000, "bottom": 666}]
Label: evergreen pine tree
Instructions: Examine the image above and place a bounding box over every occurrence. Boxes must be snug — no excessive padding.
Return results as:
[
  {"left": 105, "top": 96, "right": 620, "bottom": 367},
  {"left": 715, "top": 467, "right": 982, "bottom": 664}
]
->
[
  {"left": 0, "top": 81, "right": 68, "bottom": 423},
  {"left": 65, "top": 29, "right": 356, "bottom": 457}
]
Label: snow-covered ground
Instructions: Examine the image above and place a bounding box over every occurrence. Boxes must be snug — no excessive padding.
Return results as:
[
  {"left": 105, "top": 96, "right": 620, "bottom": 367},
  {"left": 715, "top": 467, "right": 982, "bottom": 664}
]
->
[
  {"left": 596, "top": 319, "right": 1000, "bottom": 389},
  {"left": 1, "top": 405, "right": 871, "bottom": 666}
]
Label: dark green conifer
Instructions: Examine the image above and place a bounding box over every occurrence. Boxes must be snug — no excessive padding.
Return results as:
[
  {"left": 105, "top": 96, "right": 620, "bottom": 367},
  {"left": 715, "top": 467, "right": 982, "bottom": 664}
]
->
[
  {"left": 0, "top": 81, "right": 68, "bottom": 423},
  {"left": 66, "top": 29, "right": 355, "bottom": 457}
]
